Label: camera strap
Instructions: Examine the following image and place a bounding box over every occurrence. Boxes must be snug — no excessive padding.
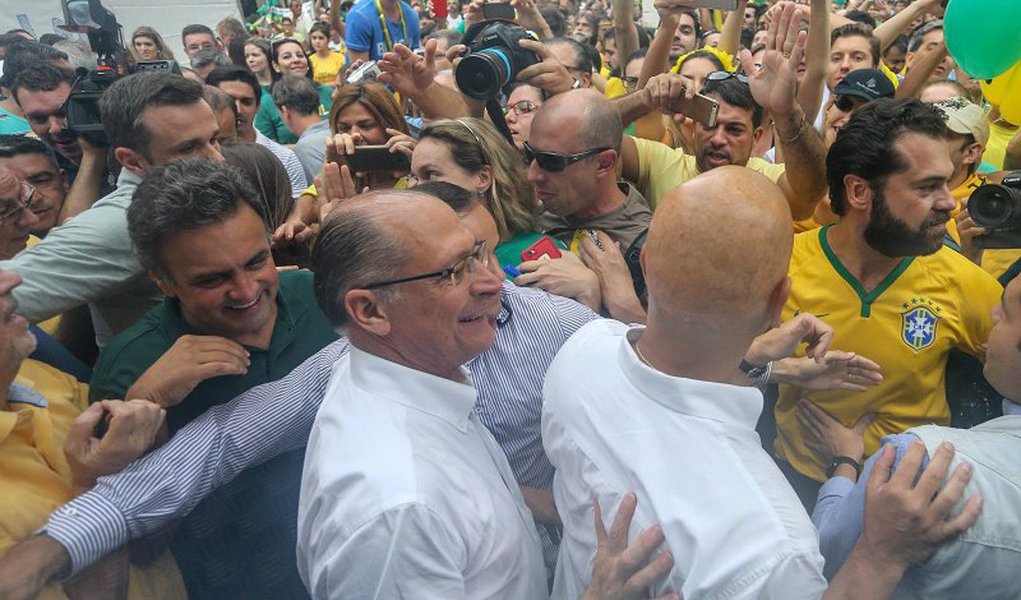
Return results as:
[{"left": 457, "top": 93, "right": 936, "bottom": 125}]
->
[
  {"left": 375, "top": 0, "right": 408, "bottom": 53},
  {"left": 486, "top": 98, "right": 515, "bottom": 146}
]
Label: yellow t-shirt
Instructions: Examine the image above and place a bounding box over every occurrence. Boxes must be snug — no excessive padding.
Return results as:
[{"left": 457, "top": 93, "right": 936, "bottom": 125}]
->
[
  {"left": 25, "top": 236, "right": 61, "bottom": 334},
  {"left": 1, "top": 360, "right": 187, "bottom": 599},
  {"left": 309, "top": 51, "right": 346, "bottom": 86},
  {"left": 604, "top": 76, "right": 627, "bottom": 100},
  {"left": 631, "top": 136, "right": 786, "bottom": 211},
  {"left": 776, "top": 226, "right": 1002, "bottom": 482},
  {"left": 944, "top": 171, "right": 989, "bottom": 244},
  {"left": 982, "top": 120, "right": 1018, "bottom": 170}
]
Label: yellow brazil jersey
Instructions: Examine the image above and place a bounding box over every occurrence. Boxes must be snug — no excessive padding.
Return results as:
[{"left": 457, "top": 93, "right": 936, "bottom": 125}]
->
[
  {"left": 631, "top": 137, "right": 786, "bottom": 211},
  {"left": 944, "top": 171, "right": 988, "bottom": 244},
  {"left": 309, "top": 51, "right": 346, "bottom": 86},
  {"left": 776, "top": 226, "right": 1002, "bottom": 482}
]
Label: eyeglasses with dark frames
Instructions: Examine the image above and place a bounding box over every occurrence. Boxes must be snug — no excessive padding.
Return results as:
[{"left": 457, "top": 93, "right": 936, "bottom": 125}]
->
[
  {"left": 363, "top": 240, "right": 489, "bottom": 289},
  {"left": 0, "top": 182, "right": 36, "bottom": 225},
  {"left": 523, "top": 142, "right": 611, "bottom": 173}
]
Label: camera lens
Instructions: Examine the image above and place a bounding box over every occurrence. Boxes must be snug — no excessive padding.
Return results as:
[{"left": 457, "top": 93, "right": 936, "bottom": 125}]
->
[
  {"left": 971, "top": 183, "right": 1021, "bottom": 228},
  {"left": 455, "top": 48, "right": 512, "bottom": 100}
]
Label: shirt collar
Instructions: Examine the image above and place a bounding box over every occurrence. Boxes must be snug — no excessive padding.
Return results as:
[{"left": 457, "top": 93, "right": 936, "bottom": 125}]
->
[
  {"left": 349, "top": 345, "right": 478, "bottom": 433},
  {"left": 618, "top": 326, "right": 763, "bottom": 428},
  {"left": 1004, "top": 400, "right": 1021, "bottom": 416}
]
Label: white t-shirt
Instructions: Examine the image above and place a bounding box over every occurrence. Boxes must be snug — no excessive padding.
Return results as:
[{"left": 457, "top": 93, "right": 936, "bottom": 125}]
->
[{"left": 543, "top": 320, "right": 829, "bottom": 600}]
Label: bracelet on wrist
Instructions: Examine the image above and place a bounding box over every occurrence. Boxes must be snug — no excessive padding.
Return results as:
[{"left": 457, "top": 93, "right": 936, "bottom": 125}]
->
[
  {"left": 779, "top": 114, "right": 808, "bottom": 144},
  {"left": 826, "top": 455, "right": 863, "bottom": 479}
]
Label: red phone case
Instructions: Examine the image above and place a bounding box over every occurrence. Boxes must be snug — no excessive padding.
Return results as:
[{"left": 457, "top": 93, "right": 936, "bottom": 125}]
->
[{"left": 521, "top": 236, "right": 562, "bottom": 262}]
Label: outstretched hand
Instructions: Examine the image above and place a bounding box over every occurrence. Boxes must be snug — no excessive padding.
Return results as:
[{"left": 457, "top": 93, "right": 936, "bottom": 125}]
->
[
  {"left": 738, "top": 2, "right": 805, "bottom": 117},
  {"left": 378, "top": 40, "right": 438, "bottom": 97}
]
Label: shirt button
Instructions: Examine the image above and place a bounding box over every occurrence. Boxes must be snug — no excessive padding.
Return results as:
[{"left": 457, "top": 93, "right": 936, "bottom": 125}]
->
[{"left": 62, "top": 507, "right": 77, "bottom": 517}]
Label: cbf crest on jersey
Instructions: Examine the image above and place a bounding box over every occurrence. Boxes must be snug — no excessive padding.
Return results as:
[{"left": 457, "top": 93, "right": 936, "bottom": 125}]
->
[{"left": 901, "top": 304, "right": 940, "bottom": 351}]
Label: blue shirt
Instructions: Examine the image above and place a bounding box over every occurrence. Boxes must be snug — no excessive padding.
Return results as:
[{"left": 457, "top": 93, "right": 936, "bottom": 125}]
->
[{"left": 344, "top": 0, "right": 421, "bottom": 60}]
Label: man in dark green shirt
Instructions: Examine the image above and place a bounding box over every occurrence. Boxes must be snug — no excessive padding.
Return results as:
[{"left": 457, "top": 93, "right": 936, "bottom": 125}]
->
[{"left": 89, "top": 159, "right": 336, "bottom": 600}]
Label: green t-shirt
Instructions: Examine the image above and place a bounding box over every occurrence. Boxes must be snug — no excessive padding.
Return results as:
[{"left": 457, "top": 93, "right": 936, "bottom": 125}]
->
[
  {"left": 89, "top": 270, "right": 338, "bottom": 433},
  {"left": 255, "top": 83, "right": 335, "bottom": 144}
]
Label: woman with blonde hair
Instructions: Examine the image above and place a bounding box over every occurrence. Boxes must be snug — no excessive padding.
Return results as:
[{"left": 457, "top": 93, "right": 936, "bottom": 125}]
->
[
  {"left": 129, "top": 26, "right": 175, "bottom": 62},
  {"left": 410, "top": 117, "right": 549, "bottom": 266}
]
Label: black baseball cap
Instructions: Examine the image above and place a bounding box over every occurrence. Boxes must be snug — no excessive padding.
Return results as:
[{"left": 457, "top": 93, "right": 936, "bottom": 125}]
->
[{"left": 834, "top": 68, "right": 896, "bottom": 102}]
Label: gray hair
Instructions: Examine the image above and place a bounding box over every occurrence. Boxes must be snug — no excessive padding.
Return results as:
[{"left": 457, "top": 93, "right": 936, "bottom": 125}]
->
[
  {"left": 128, "top": 159, "right": 266, "bottom": 277},
  {"left": 52, "top": 39, "right": 98, "bottom": 71},
  {"left": 190, "top": 47, "right": 229, "bottom": 70},
  {"left": 272, "top": 75, "right": 320, "bottom": 116},
  {"left": 313, "top": 192, "right": 414, "bottom": 328}
]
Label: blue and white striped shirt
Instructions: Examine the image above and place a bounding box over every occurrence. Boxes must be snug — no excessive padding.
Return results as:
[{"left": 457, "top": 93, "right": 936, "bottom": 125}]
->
[{"left": 45, "top": 281, "right": 597, "bottom": 575}]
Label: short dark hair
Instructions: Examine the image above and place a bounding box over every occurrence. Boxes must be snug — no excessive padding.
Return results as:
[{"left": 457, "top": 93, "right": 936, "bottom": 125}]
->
[
  {"left": 0, "top": 41, "right": 68, "bottom": 89},
  {"left": 908, "top": 20, "right": 943, "bottom": 53},
  {"left": 38, "top": 33, "right": 65, "bottom": 46},
  {"left": 701, "top": 75, "right": 763, "bottom": 128},
  {"left": 885, "top": 33, "right": 909, "bottom": 56},
  {"left": 99, "top": 73, "right": 205, "bottom": 158},
  {"left": 548, "top": 37, "right": 593, "bottom": 74},
  {"left": 0, "top": 134, "right": 58, "bottom": 163},
  {"left": 413, "top": 181, "right": 479, "bottom": 215},
  {"left": 313, "top": 192, "right": 412, "bottom": 327},
  {"left": 272, "top": 75, "right": 320, "bottom": 115},
  {"left": 182, "top": 24, "right": 216, "bottom": 41},
  {"left": 12, "top": 63, "right": 74, "bottom": 102},
  {"left": 128, "top": 158, "right": 265, "bottom": 276},
  {"left": 309, "top": 22, "right": 331, "bottom": 39},
  {"left": 844, "top": 10, "right": 878, "bottom": 28},
  {"left": 827, "top": 98, "right": 947, "bottom": 215},
  {"left": 540, "top": 6, "right": 567, "bottom": 37},
  {"left": 831, "top": 24, "right": 881, "bottom": 67},
  {"left": 205, "top": 65, "right": 262, "bottom": 107}
]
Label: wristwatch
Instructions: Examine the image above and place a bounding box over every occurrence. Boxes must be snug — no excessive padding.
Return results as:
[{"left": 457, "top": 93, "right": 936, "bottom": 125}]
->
[
  {"left": 739, "top": 359, "right": 772, "bottom": 389},
  {"left": 826, "top": 455, "right": 863, "bottom": 479}
]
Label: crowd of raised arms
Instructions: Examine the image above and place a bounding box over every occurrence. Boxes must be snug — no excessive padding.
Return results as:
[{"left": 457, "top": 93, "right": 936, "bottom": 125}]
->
[{"left": 0, "top": 0, "right": 1020, "bottom": 597}]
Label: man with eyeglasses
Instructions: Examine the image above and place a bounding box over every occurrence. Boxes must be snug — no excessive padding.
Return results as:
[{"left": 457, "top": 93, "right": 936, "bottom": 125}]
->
[
  {"left": 614, "top": 5, "right": 827, "bottom": 219},
  {"left": 0, "top": 135, "right": 70, "bottom": 237},
  {"left": 0, "top": 168, "right": 40, "bottom": 260}
]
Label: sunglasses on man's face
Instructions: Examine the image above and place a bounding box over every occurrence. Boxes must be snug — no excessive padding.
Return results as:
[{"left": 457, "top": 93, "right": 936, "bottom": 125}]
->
[
  {"left": 834, "top": 94, "right": 864, "bottom": 113},
  {"left": 523, "top": 142, "right": 610, "bottom": 173}
]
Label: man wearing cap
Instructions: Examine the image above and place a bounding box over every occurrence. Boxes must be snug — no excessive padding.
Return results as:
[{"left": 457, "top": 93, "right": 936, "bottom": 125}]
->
[{"left": 823, "top": 69, "right": 896, "bottom": 147}]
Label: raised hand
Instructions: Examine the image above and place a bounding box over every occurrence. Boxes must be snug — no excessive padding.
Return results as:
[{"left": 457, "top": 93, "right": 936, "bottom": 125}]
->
[
  {"left": 124, "top": 335, "right": 250, "bottom": 409},
  {"left": 64, "top": 399, "right": 167, "bottom": 490},
  {"left": 738, "top": 2, "right": 806, "bottom": 118},
  {"left": 378, "top": 40, "right": 438, "bottom": 97}
]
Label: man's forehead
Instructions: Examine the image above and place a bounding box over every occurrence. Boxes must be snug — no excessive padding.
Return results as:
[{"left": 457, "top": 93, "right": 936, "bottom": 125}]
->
[
  {"left": 0, "top": 169, "right": 21, "bottom": 198},
  {"left": 834, "top": 35, "right": 872, "bottom": 53},
  {"left": 17, "top": 83, "right": 71, "bottom": 109},
  {"left": 0, "top": 153, "right": 58, "bottom": 174}
]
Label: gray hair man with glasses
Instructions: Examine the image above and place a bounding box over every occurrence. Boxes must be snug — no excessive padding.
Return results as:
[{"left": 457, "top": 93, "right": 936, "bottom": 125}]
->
[{"left": 0, "top": 168, "right": 40, "bottom": 260}]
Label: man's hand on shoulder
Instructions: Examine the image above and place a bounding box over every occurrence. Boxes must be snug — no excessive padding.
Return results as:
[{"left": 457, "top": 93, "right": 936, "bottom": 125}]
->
[
  {"left": 124, "top": 334, "right": 250, "bottom": 409},
  {"left": 64, "top": 399, "right": 166, "bottom": 491},
  {"left": 582, "top": 493, "right": 680, "bottom": 600}
]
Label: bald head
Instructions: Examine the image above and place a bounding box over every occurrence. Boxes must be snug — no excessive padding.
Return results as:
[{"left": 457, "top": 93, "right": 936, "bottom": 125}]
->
[
  {"left": 644, "top": 166, "right": 793, "bottom": 331},
  {"left": 314, "top": 191, "right": 455, "bottom": 327},
  {"left": 534, "top": 89, "right": 623, "bottom": 152}
]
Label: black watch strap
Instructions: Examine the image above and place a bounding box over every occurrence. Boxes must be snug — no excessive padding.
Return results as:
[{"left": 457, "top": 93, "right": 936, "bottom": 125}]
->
[{"left": 826, "top": 455, "right": 862, "bottom": 479}]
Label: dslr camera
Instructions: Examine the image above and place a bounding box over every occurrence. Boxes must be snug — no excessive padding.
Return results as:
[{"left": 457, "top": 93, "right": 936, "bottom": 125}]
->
[
  {"left": 455, "top": 19, "right": 540, "bottom": 100},
  {"left": 970, "top": 172, "right": 1021, "bottom": 248},
  {"left": 63, "top": 67, "right": 121, "bottom": 147}
]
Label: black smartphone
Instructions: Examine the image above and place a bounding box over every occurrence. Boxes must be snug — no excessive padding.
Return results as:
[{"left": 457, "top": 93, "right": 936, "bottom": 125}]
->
[
  {"left": 347, "top": 145, "right": 412, "bottom": 172},
  {"left": 482, "top": 2, "right": 516, "bottom": 20}
]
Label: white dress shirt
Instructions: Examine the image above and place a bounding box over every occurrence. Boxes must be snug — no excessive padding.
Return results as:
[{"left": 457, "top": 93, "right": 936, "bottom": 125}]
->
[
  {"left": 298, "top": 346, "right": 547, "bottom": 600},
  {"left": 542, "top": 321, "right": 828, "bottom": 600}
]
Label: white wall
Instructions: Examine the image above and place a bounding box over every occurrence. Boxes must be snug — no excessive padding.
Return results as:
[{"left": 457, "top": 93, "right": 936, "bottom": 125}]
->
[{"left": 0, "top": 0, "right": 243, "bottom": 57}]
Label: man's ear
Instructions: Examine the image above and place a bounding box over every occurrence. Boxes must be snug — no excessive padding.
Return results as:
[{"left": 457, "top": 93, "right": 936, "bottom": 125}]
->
[
  {"left": 766, "top": 275, "right": 792, "bottom": 329},
  {"left": 115, "top": 147, "right": 147, "bottom": 177},
  {"left": 595, "top": 150, "right": 618, "bottom": 175},
  {"left": 150, "top": 269, "right": 177, "bottom": 298},
  {"left": 963, "top": 142, "right": 984, "bottom": 169},
  {"left": 844, "top": 174, "right": 873, "bottom": 212},
  {"left": 752, "top": 125, "right": 765, "bottom": 146},
  {"left": 344, "top": 289, "right": 393, "bottom": 336}
]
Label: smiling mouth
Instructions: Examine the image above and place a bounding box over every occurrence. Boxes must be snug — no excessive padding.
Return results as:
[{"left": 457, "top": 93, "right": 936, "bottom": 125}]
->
[{"left": 226, "top": 294, "right": 262, "bottom": 311}]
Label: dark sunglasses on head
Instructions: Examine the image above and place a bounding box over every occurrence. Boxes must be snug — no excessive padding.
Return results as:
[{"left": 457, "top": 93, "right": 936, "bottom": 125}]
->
[
  {"left": 834, "top": 94, "right": 862, "bottom": 113},
  {"left": 523, "top": 142, "right": 611, "bottom": 173},
  {"left": 706, "top": 70, "right": 749, "bottom": 84}
]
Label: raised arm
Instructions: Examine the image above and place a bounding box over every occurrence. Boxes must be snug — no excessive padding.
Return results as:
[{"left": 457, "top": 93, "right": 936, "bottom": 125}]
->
[
  {"left": 612, "top": 0, "right": 640, "bottom": 74},
  {"left": 797, "top": 0, "right": 830, "bottom": 126},
  {"left": 717, "top": 0, "right": 748, "bottom": 59},
  {"left": 874, "top": 0, "right": 943, "bottom": 53}
]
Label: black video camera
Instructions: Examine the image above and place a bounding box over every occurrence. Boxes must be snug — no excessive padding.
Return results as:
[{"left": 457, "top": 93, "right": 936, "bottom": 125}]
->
[
  {"left": 970, "top": 172, "right": 1021, "bottom": 249},
  {"left": 63, "top": 67, "right": 120, "bottom": 147},
  {"left": 455, "top": 19, "right": 540, "bottom": 100}
]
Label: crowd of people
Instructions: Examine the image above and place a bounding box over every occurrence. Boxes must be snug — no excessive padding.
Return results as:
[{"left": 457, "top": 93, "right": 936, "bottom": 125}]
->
[{"left": 0, "top": 0, "right": 1020, "bottom": 597}]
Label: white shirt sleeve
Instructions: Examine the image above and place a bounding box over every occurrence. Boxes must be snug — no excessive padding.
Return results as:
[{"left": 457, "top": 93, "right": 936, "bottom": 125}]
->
[{"left": 300, "top": 501, "right": 470, "bottom": 600}]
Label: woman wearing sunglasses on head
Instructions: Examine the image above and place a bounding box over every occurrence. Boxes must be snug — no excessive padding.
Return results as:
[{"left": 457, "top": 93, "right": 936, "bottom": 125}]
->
[
  {"left": 254, "top": 38, "right": 336, "bottom": 144},
  {"left": 409, "top": 118, "right": 567, "bottom": 269}
]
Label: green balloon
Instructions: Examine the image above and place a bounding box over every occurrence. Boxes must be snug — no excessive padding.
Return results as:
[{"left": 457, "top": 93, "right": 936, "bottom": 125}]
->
[{"left": 945, "top": 0, "right": 1021, "bottom": 79}]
